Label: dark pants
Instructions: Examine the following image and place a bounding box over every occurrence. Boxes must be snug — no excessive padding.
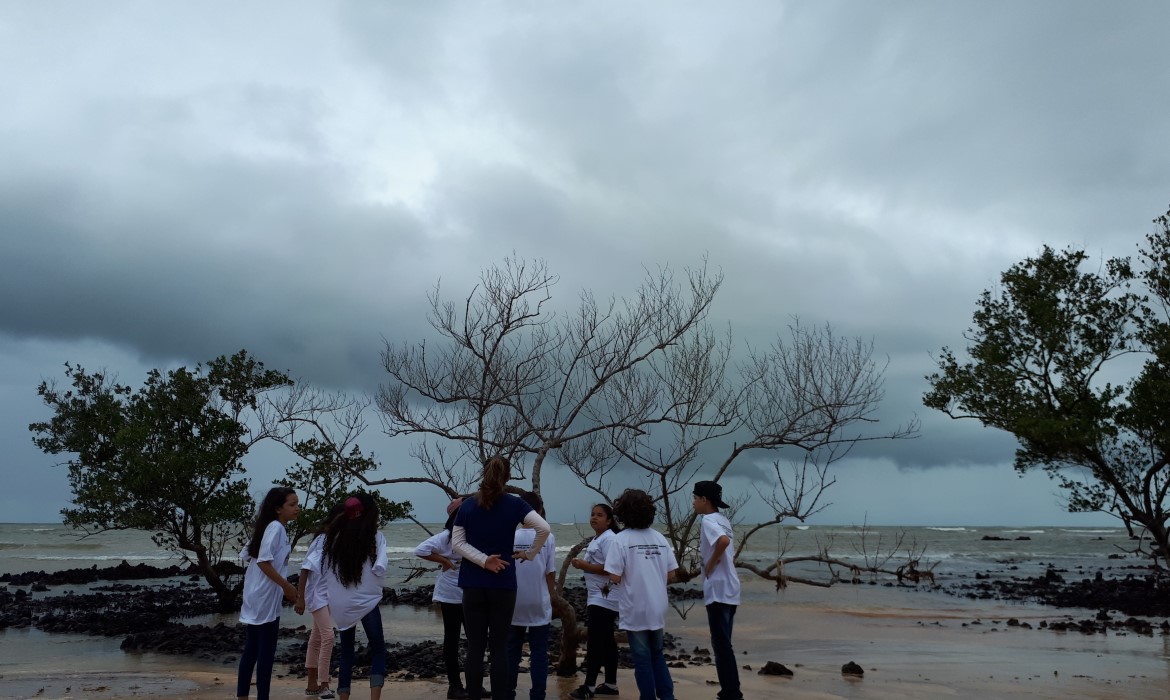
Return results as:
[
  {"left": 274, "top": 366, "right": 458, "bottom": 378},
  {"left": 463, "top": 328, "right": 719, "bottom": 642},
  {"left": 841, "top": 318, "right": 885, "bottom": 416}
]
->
[
  {"left": 441, "top": 601, "right": 468, "bottom": 688},
  {"left": 237, "top": 618, "right": 280, "bottom": 699},
  {"left": 338, "top": 607, "right": 388, "bottom": 695},
  {"left": 463, "top": 587, "right": 517, "bottom": 700},
  {"left": 508, "top": 624, "right": 550, "bottom": 700},
  {"left": 706, "top": 602, "right": 742, "bottom": 700},
  {"left": 583, "top": 605, "right": 619, "bottom": 687}
]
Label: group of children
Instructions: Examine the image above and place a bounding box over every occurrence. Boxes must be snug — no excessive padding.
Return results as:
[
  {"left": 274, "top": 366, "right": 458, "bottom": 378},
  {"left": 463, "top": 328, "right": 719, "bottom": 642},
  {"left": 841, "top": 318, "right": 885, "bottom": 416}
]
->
[
  {"left": 235, "top": 464, "right": 745, "bottom": 700},
  {"left": 237, "top": 489, "right": 388, "bottom": 700}
]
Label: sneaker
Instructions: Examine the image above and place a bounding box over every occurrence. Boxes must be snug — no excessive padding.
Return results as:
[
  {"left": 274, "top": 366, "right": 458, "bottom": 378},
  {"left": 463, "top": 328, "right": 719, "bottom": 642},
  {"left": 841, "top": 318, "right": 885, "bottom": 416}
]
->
[
  {"left": 304, "top": 690, "right": 319, "bottom": 697},
  {"left": 593, "top": 685, "right": 619, "bottom": 696},
  {"left": 318, "top": 688, "right": 335, "bottom": 700},
  {"left": 447, "top": 687, "right": 468, "bottom": 700},
  {"left": 480, "top": 690, "right": 493, "bottom": 699},
  {"left": 568, "top": 686, "right": 594, "bottom": 700}
]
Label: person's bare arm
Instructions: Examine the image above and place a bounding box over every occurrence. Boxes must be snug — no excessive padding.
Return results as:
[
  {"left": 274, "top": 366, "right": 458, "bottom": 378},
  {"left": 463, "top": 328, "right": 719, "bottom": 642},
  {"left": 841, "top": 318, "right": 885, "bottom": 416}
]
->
[
  {"left": 571, "top": 558, "right": 607, "bottom": 574},
  {"left": 420, "top": 552, "right": 456, "bottom": 570},
  {"left": 295, "top": 568, "right": 310, "bottom": 613},
  {"left": 258, "top": 561, "right": 297, "bottom": 602},
  {"left": 705, "top": 534, "right": 731, "bottom": 578}
]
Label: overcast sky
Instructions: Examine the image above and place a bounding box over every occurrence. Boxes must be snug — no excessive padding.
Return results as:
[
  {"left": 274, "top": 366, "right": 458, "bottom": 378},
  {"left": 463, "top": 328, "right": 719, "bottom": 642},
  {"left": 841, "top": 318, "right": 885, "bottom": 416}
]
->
[{"left": 3, "top": 1, "right": 1169, "bottom": 527}]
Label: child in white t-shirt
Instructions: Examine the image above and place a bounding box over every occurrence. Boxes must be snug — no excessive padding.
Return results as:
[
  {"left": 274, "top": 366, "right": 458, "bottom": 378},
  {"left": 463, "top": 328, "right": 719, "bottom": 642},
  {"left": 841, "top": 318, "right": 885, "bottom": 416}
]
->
[
  {"left": 296, "top": 501, "right": 346, "bottom": 699},
  {"left": 237, "top": 487, "right": 300, "bottom": 700},
  {"left": 567, "top": 503, "right": 622, "bottom": 699},
  {"left": 414, "top": 498, "right": 474, "bottom": 699},
  {"left": 693, "top": 480, "right": 742, "bottom": 700},
  {"left": 320, "top": 494, "right": 389, "bottom": 700},
  {"left": 603, "top": 489, "right": 678, "bottom": 700},
  {"left": 508, "top": 491, "right": 557, "bottom": 700}
]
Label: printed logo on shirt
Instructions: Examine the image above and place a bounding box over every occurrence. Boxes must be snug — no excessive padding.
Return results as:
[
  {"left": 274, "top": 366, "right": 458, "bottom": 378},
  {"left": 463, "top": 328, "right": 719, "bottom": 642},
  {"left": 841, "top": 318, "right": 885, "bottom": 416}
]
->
[{"left": 629, "top": 544, "right": 667, "bottom": 558}]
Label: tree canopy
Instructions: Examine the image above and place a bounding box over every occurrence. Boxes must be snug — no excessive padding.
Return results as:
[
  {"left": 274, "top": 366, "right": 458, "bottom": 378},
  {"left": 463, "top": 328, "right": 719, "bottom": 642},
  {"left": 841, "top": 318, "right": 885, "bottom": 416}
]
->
[
  {"left": 925, "top": 205, "right": 1170, "bottom": 567},
  {"left": 31, "top": 350, "right": 294, "bottom": 606}
]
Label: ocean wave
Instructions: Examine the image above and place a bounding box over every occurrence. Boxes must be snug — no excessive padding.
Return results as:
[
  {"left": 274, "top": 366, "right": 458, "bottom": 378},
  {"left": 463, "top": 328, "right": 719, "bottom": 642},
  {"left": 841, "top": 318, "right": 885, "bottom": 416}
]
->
[
  {"left": 1059, "top": 529, "right": 1123, "bottom": 534},
  {"left": 0, "top": 542, "right": 105, "bottom": 551},
  {"left": 925, "top": 527, "right": 970, "bottom": 532},
  {"left": 18, "top": 528, "right": 59, "bottom": 533},
  {"left": 3, "top": 553, "right": 178, "bottom": 562},
  {"left": 1004, "top": 530, "right": 1045, "bottom": 534}
]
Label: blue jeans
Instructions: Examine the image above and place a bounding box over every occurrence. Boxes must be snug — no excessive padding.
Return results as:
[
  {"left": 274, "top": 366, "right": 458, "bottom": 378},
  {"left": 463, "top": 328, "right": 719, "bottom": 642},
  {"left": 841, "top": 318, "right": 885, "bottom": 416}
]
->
[
  {"left": 625, "top": 629, "right": 673, "bottom": 700},
  {"left": 237, "top": 618, "right": 280, "bottom": 699},
  {"left": 337, "top": 607, "right": 388, "bottom": 695},
  {"left": 507, "top": 624, "right": 550, "bottom": 700},
  {"left": 706, "top": 603, "right": 742, "bottom": 700}
]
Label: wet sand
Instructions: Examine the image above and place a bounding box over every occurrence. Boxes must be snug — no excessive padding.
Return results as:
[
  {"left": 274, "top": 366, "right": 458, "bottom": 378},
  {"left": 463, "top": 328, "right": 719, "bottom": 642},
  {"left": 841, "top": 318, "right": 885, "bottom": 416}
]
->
[{"left": 3, "top": 579, "right": 1167, "bottom": 699}]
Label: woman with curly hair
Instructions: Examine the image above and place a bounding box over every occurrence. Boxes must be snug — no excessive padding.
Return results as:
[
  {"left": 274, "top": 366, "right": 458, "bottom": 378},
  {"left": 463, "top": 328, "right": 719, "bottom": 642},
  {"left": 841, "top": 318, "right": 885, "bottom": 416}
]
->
[
  {"left": 319, "top": 493, "right": 388, "bottom": 700},
  {"left": 452, "top": 456, "right": 551, "bottom": 700},
  {"left": 238, "top": 487, "right": 301, "bottom": 700},
  {"left": 604, "top": 489, "right": 678, "bottom": 700},
  {"left": 567, "top": 503, "right": 622, "bottom": 699}
]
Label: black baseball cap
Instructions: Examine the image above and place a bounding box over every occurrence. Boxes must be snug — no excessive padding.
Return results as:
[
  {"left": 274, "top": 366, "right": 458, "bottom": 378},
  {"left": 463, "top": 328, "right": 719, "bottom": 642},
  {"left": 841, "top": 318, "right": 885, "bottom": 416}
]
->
[{"left": 693, "top": 480, "right": 730, "bottom": 509}]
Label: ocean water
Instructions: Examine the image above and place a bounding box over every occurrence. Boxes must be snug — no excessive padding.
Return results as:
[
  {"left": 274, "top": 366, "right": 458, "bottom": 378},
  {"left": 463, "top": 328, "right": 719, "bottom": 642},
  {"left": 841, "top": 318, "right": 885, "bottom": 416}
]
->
[
  {"left": 0, "top": 521, "right": 1141, "bottom": 584},
  {"left": 0, "top": 521, "right": 1160, "bottom": 686}
]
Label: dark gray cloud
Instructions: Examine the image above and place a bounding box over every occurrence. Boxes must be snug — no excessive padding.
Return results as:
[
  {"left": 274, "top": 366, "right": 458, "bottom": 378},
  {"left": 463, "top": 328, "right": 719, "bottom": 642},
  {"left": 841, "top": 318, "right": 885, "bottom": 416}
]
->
[{"left": 1, "top": 2, "right": 1168, "bottom": 523}]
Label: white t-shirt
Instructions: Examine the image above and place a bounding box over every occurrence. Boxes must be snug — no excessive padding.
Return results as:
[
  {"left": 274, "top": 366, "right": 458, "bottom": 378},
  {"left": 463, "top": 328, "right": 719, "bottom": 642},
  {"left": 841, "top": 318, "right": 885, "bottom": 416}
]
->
[
  {"left": 604, "top": 528, "right": 677, "bottom": 632},
  {"left": 300, "top": 534, "right": 329, "bottom": 613},
  {"left": 239, "top": 520, "right": 291, "bottom": 625},
  {"left": 699, "top": 512, "right": 740, "bottom": 606},
  {"left": 583, "top": 529, "right": 621, "bottom": 612},
  {"left": 414, "top": 529, "right": 463, "bottom": 605},
  {"left": 512, "top": 529, "right": 556, "bottom": 627},
  {"left": 322, "top": 531, "right": 388, "bottom": 631}
]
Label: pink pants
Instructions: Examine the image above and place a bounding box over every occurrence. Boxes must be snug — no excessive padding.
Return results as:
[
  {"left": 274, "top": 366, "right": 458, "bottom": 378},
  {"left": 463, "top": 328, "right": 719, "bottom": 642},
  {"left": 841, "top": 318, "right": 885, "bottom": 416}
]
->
[{"left": 306, "top": 606, "right": 335, "bottom": 680}]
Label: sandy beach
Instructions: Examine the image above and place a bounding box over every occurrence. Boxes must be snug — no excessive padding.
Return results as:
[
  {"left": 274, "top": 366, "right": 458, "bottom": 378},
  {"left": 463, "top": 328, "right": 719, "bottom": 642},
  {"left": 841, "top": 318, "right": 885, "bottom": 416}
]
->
[{"left": 4, "top": 578, "right": 1167, "bottom": 700}]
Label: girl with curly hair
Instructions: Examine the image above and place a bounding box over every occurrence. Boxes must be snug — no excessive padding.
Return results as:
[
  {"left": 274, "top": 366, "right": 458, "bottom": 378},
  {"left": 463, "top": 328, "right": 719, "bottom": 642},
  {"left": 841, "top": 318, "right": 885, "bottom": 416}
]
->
[{"left": 604, "top": 489, "right": 678, "bottom": 700}]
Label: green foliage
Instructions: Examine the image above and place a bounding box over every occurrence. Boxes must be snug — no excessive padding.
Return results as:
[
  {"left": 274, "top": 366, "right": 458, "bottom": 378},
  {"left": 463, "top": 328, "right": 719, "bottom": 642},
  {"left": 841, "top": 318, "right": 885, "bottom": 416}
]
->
[
  {"left": 278, "top": 438, "right": 413, "bottom": 546},
  {"left": 30, "top": 350, "right": 293, "bottom": 604},
  {"left": 925, "top": 206, "right": 1170, "bottom": 563}
]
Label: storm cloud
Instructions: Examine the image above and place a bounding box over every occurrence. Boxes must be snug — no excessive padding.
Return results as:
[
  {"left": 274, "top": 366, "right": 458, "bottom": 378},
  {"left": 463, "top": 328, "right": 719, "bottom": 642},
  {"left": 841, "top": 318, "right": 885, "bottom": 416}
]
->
[{"left": 2, "top": 1, "right": 1169, "bottom": 524}]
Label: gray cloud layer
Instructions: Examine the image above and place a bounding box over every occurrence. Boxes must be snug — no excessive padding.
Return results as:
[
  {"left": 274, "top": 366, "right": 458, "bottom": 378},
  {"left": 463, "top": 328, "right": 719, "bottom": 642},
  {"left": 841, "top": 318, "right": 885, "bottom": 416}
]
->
[{"left": 2, "top": 1, "right": 1169, "bottom": 523}]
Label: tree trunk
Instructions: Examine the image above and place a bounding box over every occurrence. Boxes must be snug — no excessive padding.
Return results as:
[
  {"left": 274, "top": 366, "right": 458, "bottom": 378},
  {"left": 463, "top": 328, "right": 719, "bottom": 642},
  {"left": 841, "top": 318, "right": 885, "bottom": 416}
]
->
[
  {"left": 1148, "top": 523, "right": 1170, "bottom": 571},
  {"left": 552, "top": 593, "right": 584, "bottom": 676},
  {"left": 193, "top": 545, "right": 238, "bottom": 611}
]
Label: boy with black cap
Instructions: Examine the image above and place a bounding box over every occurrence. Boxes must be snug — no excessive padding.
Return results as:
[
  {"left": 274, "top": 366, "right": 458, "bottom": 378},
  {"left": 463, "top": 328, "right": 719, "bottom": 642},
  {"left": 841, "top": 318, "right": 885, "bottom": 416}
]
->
[{"left": 693, "top": 480, "right": 742, "bottom": 700}]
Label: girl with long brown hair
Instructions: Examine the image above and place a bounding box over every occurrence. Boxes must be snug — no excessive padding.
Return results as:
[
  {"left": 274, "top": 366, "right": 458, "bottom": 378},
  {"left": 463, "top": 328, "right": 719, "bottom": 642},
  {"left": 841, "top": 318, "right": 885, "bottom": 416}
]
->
[{"left": 238, "top": 487, "right": 300, "bottom": 700}]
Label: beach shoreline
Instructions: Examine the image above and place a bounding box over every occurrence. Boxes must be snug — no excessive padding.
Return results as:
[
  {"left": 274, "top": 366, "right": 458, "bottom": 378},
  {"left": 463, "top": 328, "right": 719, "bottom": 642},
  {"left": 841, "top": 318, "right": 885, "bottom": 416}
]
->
[
  {"left": 3, "top": 523, "right": 1168, "bottom": 699},
  {"left": 3, "top": 578, "right": 1168, "bottom": 700}
]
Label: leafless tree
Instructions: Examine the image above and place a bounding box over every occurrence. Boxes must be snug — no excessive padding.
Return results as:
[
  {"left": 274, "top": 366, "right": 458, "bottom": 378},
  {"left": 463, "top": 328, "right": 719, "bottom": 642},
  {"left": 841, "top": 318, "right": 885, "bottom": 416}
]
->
[{"left": 370, "top": 257, "right": 919, "bottom": 674}]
